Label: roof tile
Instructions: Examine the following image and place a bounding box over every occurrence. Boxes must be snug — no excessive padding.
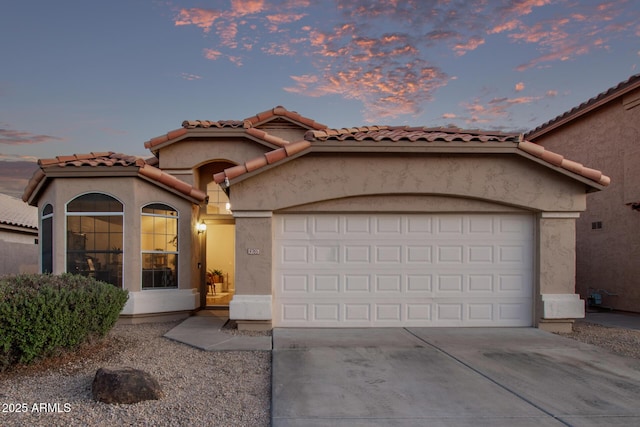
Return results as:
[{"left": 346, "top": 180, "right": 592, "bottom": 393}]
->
[
  {"left": 224, "top": 164, "right": 249, "bottom": 180},
  {"left": 245, "top": 127, "right": 289, "bottom": 147},
  {"left": 213, "top": 126, "right": 609, "bottom": 188},
  {"left": 24, "top": 152, "right": 207, "bottom": 204},
  {"left": 264, "top": 148, "right": 287, "bottom": 164},
  {"left": 244, "top": 105, "right": 327, "bottom": 129},
  {"left": 518, "top": 140, "right": 610, "bottom": 186},
  {"left": 245, "top": 155, "right": 268, "bottom": 172}
]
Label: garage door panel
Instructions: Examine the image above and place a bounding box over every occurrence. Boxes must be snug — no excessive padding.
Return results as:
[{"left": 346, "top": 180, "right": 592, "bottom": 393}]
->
[
  {"left": 275, "top": 299, "right": 533, "bottom": 327},
  {"left": 279, "top": 270, "right": 531, "bottom": 298},
  {"left": 274, "top": 213, "right": 533, "bottom": 327}
]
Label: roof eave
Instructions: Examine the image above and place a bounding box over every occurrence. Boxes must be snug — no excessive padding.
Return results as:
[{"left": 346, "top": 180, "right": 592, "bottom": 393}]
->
[
  {"left": 527, "top": 75, "right": 640, "bottom": 140},
  {"left": 136, "top": 174, "right": 207, "bottom": 205},
  {"left": 310, "top": 141, "right": 519, "bottom": 153},
  {"left": 147, "top": 128, "right": 285, "bottom": 155},
  {"left": 515, "top": 150, "right": 605, "bottom": 192}
]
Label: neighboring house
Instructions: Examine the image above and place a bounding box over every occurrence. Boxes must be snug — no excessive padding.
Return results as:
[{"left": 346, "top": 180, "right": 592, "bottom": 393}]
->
[
  {"left": 526, "top": 74, "right": 640, "bottom": 314},
  {"left": 23, "top": 106, "right": 610, "bottom": 331},
  {"left": 0, "top": 193, "right": 38, "bottom": 276}
]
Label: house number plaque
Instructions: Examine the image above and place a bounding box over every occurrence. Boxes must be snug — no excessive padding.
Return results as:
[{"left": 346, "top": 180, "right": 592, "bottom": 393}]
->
[{"left": 247, "top": 248, "right": 260, "bottom": 255}]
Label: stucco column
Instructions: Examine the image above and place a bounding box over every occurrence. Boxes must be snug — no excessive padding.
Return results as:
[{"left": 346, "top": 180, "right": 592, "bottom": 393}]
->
[
  {"left": 229, "top": 211, "right": 273, "bottom": 329},
  {"left": 537, "top": 212, "right": 585, "bottom": 332}
]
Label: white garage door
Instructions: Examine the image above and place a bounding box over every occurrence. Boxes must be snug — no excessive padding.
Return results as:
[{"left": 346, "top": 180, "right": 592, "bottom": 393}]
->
[{"left": 273, "top": 213, "right": 533, "bottom": 327}]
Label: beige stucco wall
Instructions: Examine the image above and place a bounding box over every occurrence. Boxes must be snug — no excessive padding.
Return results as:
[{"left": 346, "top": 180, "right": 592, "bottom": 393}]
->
[
  {"left": 35, "top": 176, "right": 201, "bottom": 296},
  {"left": 157, "top": 138, "right": 271, "bottom": 171},
  {"left": 231, "top": 154, "right": 588, "bottom": 212},
  {"left": 531, "top": 88, "right": 640, "bottom": 312}
]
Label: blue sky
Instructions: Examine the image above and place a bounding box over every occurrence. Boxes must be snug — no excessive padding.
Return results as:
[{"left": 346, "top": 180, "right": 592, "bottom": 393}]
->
[{"left": 1, "top": 0, "right": 639, "bottom": 197}]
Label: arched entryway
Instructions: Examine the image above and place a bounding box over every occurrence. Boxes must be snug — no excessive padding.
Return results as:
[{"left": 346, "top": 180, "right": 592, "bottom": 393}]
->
[{"left": 197, "top": 160, "right": 236, "bottom": 308}]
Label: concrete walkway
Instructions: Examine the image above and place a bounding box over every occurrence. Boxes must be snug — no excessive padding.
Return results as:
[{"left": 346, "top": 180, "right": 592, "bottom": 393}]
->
[
  {"left": 272, "top": 327, "right": 640, "bottom": 426},
  {"left": 163, "top": 310, "right": 271, "bottom": 351}
]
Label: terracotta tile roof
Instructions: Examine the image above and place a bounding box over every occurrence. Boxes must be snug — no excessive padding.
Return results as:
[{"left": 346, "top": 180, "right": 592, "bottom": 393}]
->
[
  {"left": 307, "top": 126, "right": 520, "bottom": 143},
  {"left": 0, "top": 193, "right": 37, "bottom": 230},
  {"left": 22, "top": 152, "right": 207, "bottom": 205},
  {"left": 518, "top": 141, "right": 610, "bottom": 186},
  {"left": 213, "top": 140, "right": 311, "bottom": 184},
  {"left": 244, "top": 105, "right": 327, "bottom": 129},
  {"left": 145, "top": 105, "right": 327, "bottom": 150},
  {"left": 526, "top": 74, "right": 640, "bottom": 139},
  {"left": 213, "top": 126, "right": 610, "bottom": 188}
]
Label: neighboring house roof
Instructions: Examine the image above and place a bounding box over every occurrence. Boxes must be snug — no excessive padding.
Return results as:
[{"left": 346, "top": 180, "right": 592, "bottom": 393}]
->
[
  {"left": 0, "top": 193, "right": 37, "bottom": 231},
  {"left": 22, "top": 152, "right": 207, "bottom": 206},
  {"left": 213, "top": 126, "right": 610, "bottom": 189},
  {"left": 144, "top": 105, "right": 327, "bottom": 153},
  {"left": 526, "top": 74, "right": 640, "bottom": 140}
]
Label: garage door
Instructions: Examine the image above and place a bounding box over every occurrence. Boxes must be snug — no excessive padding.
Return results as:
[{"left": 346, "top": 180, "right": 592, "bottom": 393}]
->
[{"left": 273, "top": 213, "right": 533, "bottom": 327}]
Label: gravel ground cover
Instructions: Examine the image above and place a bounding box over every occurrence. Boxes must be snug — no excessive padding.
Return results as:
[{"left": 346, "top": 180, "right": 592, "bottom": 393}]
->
[
  {"left": 0, "top": 321, "right": 271, "bottom": 427},
  {"left": 557, "top": 319, "right": 640, "bottom": 359},
  {"left": 1, "top": 318, "right": 638, "bottom": 426}
]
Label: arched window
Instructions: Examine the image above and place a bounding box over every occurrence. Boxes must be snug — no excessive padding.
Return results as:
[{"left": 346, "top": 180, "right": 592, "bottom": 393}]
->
[
  {"left": 41, "top": 204, "right": 53, "bottom": 273},
  {"left": 141, "top": 203, "right": 178, "bottom": 289},
  {"left": 66, "top": 193, "right": 123, "bottom": 287}
]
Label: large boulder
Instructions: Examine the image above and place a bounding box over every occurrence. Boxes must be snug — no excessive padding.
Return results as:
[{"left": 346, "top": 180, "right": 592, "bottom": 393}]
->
[{"left": 92, "top": 367, "right": 164, "bottom": 404}]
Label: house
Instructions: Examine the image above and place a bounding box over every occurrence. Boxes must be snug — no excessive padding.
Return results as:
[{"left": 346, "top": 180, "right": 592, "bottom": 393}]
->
[
  {"left": 526, "top": 74, "right": 640, "bottom": 314},
  {"left": 23, "top": 106, "right": 610, "bottom": 331},
  {"left": 0, "top": 193, "right": 38, "bottom": 276}
]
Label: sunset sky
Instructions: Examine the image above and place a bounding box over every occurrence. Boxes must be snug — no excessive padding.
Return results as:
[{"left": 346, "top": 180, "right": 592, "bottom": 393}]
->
[{"left": 1, "top": 0, "right": 639, "bottom": 197}]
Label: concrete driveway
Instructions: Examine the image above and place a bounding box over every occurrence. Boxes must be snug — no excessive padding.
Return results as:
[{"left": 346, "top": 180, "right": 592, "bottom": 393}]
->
[{"left": 272, "top": 328, "right": 640, "bottom": 426}]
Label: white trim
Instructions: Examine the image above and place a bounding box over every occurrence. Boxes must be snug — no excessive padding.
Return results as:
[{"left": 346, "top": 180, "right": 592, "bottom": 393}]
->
[
  {"left": 541, "top": 294, "right": 585, "bottom": 319},
  {"left": 230, "top": 294, "right": 272, "bottom": 320},
  {"left": 121, "top": 289, "right": 199, "bottom": 315},
  {"left": 232, "top": 211, "right": 273, "bottom": 218},
  {"left": 540, "top": 212, "right": 581, "bottom": 218}
]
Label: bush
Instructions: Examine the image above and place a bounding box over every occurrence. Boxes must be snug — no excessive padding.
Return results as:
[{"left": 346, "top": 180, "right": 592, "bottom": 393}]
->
[{"left": 0, "top": 273, "right": 128, "bottom": 370}]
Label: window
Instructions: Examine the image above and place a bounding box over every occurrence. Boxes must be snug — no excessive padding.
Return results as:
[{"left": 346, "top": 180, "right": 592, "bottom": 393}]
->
[
  {"left": 41, "top": 204, "right": 53, "bottom": 273},
  {"left": 206, "top": 181, "right": 232, "bottom": 215},
  {"left": 141, "top": 203, "right": 178, "bottom": 289},
  {"left": 66, "top": 193, "right": 123, "bottom": 287}
]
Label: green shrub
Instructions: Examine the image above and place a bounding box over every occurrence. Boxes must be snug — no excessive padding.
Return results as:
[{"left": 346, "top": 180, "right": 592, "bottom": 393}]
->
[{"left": 0, "top": 273, "right": 128, "bottom": 370}]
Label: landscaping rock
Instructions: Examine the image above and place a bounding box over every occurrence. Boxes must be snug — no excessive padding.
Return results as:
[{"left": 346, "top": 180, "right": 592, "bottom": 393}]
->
[{"left": 92, "top": 367, "right": 163, "bottom": 404}]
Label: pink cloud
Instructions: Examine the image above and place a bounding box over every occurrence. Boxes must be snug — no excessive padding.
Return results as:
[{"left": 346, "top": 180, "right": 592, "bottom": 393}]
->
[
  {"left": 0, "top": 159, "right": 39, "bottom": 198},
  {"left": 266, "top": 13, "right": 306, "bottom": 25},
  {"left": 0, "top": 128, "right": 64, "bottom": 145},
  {"left": 171, "top": 0, "right": 639, "bottom": 122},
  {"left": 460, "top": 94, "right": 543, "bottom": 125},
  {"left": 174, "top": 8, "right": 221, "bottom": 32},
  {"left": 231, "top": 0, "right": 265, "bottom": 15},
  {"left": 203, "top": 49, "right": 222, "bottom": 60},
  {"left": 454, "top": 36, "right": 485, "bottom": 56}
]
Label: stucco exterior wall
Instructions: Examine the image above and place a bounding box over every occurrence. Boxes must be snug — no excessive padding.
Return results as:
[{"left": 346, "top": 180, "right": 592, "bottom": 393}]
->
[
  {"left": 531, "top": 89, "right": 640, "bottom": 312},
  {"left": 35, "top": 176, "right": 202, "bottom": 316},
  {"left": 230, "top": 154, "right": 588, "bottom": 212},
  {"left": 158, "top": 139, "right": 271, "bottom": 171}
]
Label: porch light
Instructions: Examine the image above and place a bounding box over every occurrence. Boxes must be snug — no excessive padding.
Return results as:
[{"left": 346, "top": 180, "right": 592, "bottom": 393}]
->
[
  {"left": 197, "top": 221, "right": 207, "bottom": 234},
  {"left": 225, "top": 202, "right": 231, "bottom": 211}
]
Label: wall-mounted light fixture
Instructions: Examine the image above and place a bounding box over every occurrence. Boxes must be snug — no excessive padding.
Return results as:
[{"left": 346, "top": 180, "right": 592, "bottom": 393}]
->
[
  {"left": 197, "top": 221, "right": 207, "bottom": 234},
  {"left": 225, "top": 202, "right": 231, "bottom": 211}
]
